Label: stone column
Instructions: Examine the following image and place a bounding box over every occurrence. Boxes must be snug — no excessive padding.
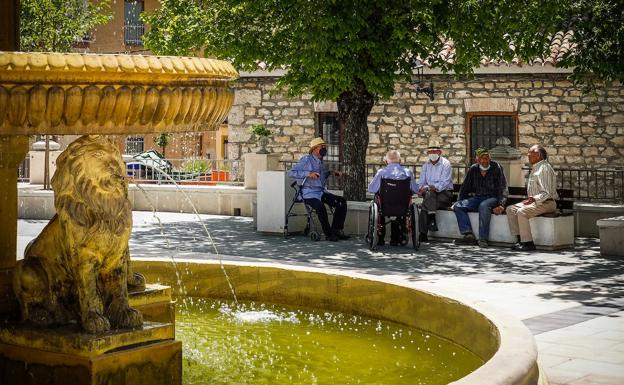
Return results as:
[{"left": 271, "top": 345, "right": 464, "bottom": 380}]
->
[
  {"left": 0, "top": 135, "right": 29, "bottom": 268},
  {"left": 489, "top": 137, "right": 525, "bottom": 187}
]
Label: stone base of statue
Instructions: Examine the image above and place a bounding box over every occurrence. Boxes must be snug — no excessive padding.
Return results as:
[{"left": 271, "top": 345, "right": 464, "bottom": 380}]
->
[{"left": 0, "top": 284, "right": 181, "bottom": 385}]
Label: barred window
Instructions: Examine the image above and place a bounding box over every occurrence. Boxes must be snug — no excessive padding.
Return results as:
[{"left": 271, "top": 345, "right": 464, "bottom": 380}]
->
[
  {"left": 124, "top": 0, "right": 145, "bottom": 46},
  {"left": 125, "top": 136, "right": 144, "bottom": 154},
  {"left": 316, "top": 112, "right": 341, "bottom": 162},
  {"left": 467, "top": 113, "right": 517, "bottom": 159}
]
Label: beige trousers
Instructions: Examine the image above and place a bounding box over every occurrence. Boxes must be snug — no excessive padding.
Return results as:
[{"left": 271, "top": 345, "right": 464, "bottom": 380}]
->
[{"left": 506, "top": 200, "right": 557, "bottom": 242}]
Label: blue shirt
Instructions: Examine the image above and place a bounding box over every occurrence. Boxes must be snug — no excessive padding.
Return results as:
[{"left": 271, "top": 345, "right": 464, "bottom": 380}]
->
[
  {"left": 417, "top": 157, "right": 454, "bottom": 192},
  {"left": 287, "top": 154, "right": 330, "bottom": 200},
  {"left": 368, "top": 163, "right": 419, "bottom": 193}
]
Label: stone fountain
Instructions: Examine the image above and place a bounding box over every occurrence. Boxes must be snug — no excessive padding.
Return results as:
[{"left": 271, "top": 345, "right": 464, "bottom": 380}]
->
[{"left": 0, "top": 51, "right": 238, "bottom": 384}]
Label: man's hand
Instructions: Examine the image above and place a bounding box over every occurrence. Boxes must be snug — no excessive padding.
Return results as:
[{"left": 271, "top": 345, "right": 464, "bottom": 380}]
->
[
  {"left": 308, "top": 171, "right": 320, "bottom": 179},
  {"left": 492, "top": 205, "right": 505, "bottom": 215},
  {"left": 418, "top": 186, "right": 428, "bottom": 195},
  {"left": 428, "top": 185, "right": 438, "bottom": 192},
  {"left": 522, "top": 196, "right": 536, "bottom": 205},
  {"left": 333, "top": 171, "right": 343, "bottom": 177}
]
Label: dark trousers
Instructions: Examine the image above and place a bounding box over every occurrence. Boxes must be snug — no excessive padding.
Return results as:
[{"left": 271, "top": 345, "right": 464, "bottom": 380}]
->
[
  {"left": 419, "top": 190, "right": 452, "bottom": 234},
  {"left": 304, "top": 192, "right": 347, "bottom": 236},
  {"left": 379, "top": 217, "right": 405, "bottom": 243}
]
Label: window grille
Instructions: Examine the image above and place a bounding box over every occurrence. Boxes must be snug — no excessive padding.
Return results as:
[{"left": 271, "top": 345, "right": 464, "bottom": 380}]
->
[
  {"left": 125, "top": 136, "right": 144, "bottom": 154},
  {"left": 316, "top": 112, "right": 341, "bottom": 162},
  {"left": 468, "top": 114, "right": 517, "bottom": 157},
  {"left": 124, "top": 1, "right": 145, "bottom": 45}
]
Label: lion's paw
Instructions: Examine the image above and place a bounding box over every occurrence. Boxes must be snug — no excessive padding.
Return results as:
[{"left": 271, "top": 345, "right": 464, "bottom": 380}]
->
[
  {"left": 114, "top": 307, "right": 143, "bottom": 329},
  {"left": 127, "top": 272, "right": 146, "bottom": 291},
  {"left": 84, "top": 312, "right": 111, "bottom": 334}
]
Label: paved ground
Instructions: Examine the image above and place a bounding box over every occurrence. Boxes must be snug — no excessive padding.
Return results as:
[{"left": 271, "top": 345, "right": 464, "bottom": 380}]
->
[{"left": 18, "top": 211, "right": 624, "bottom": 385}]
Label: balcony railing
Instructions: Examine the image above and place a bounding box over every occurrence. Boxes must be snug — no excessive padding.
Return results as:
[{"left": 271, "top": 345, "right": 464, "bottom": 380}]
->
[
  {"left": 281, "top": 161, "right": 624, "bottom": 204},
  {"left": 124, "top": 24, "right": 145, "bottom": 46},
  {"left": 125, "top": 158, "right": 243, "bottom": 185}
]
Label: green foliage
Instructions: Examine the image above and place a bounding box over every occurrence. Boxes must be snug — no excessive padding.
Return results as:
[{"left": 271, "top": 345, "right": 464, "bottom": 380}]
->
[
  {"left": 249, "top": 124, "right": 272, "bottom": 138},
  {"left": 20, "top": 0, "right": 111, "bottom": 52},
  {"left": 144, "top": 0, "right": 565, "bottom": 100},
  {"left": 182, "top": 160, "right": 210, "bottom": 173},
  {"left": 141, "top": 0, "right": 210, "bottom": 56},
  {"left": 153, "top": 133, "right": 172, "bottom": 156},
  {"left": 557, "top": 0, "right": 624, "bottom": 88}
]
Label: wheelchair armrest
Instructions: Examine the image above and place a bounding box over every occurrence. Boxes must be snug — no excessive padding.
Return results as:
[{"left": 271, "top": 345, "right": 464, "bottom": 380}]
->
[{"left": 290, "top": 181, "right": 297, "bottom": 187}]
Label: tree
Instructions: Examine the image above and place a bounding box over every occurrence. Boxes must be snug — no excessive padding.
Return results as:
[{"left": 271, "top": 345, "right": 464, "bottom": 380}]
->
[
  {"left": 557, "top": 0, "right": 624, "bottom": 88},
  {"left": 153, "top": 133, "right": 172, "bottom": 157},
  {"left": 20, "top": 0, "right": 111, "bottom": 52},
  {"left": 20, "top": 0, "right": 111, "bottom": 189},
  {"left": 143, "top": 0, "right": 565, "bottom": 201}
]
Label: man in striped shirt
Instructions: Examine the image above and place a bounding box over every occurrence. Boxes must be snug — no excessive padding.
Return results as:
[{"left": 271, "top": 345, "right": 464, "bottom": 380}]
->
[{"left": 506, "top": 144, "right": 559, "bottom": 251}]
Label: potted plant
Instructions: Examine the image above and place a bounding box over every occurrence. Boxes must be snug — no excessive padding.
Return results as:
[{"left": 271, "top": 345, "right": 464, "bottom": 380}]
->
[{"left": 249, "top": 124, "right": 272, "bottom": 154}]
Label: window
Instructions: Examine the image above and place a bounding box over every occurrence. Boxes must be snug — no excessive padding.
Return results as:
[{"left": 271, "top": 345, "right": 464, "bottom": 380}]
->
[
  {"left": 124, "top": 0, "right": 145, "bottom": 46},
  {"left": 125, "top": 136, "right": 144, "bottom": 154},
  {"left": 467, "top": 113, "right": 517, "bottom": 159},
  {"left": 316, "top": 112, "right": 342, "bottom": 162}
]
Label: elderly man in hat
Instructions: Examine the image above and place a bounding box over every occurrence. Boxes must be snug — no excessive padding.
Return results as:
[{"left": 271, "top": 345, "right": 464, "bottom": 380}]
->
[
  {"left": 367, "top": 149, "right": 419, "bottom": 246},
  {"left": 506, "top": 144, "right": 558, "bottom": 251},
  {"left": 416, "top": 144, "right": 454, "bottom": 242},
  {"left": 453, "top": 148, "right": 508, "bottom": 247},
  {"left": 288, "top": 137, "right": 349, "bottom": 242}
]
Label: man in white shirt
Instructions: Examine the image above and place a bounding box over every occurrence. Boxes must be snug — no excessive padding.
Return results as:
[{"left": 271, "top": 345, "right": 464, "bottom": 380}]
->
[
  {"left": 416, "top": 145, "right": 454, "bottom": 242},
  {"left": 506, "top": 144, "right": 559, "bottom": 251}
]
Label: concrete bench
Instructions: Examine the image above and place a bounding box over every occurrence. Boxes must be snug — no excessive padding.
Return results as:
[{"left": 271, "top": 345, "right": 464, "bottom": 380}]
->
[
  {"left": 597, "top": 216, "right": 624, "bottom": 257},
  {"left": 428, "top": 210, "right": 574, "bottom": 249}
]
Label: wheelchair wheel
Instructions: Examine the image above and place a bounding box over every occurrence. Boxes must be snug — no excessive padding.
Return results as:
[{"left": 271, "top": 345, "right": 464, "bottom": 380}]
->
[
  {"left": 367, "top": 202, "right": 379, "bottom": 250},
  {"left": 310, "top": 231, "right": 321, "bottom": 241},
  {"left": 410, "top": 203, "right": 420, "bottom": 250}
]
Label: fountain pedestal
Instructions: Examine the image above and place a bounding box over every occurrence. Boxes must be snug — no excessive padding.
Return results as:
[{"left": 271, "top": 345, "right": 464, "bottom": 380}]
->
[
  {"left": 0, "top": 285, "right": 180, "bottom": 385},
  {"left": 0, "top": 325, "right": 181, "bottom": 385}
]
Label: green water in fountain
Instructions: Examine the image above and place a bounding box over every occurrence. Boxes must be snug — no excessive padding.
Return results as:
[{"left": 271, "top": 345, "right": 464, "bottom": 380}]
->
[{"left": 176, "top": 298, "right": 484, "bottom": 385}]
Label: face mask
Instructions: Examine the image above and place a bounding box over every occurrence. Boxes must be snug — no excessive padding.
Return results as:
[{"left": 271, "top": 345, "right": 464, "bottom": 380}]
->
[
  {"left": 479, "top": 164, "right": 490, "bottom": 171},
  {"left": 319, "top": 148, "right": 328, "bottom": 157},
  {"left": 428, "top": 154, "right": 440, "bottom": 162}
]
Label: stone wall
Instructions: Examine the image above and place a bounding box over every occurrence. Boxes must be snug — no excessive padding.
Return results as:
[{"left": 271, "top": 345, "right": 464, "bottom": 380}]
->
[{"left": 227, "top": 74, "right": 624, "bottom": 168}]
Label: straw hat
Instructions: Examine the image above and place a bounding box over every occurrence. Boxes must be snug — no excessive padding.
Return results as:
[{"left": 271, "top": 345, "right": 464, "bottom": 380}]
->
[{"left": 309, "top": 137, "right": 326, "bottom": 149}]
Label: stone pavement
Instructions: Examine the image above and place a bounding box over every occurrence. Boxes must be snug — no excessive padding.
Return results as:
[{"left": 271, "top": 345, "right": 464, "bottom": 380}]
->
[{"left": 17, "top": 211, "right": 624, "bottom": 385}]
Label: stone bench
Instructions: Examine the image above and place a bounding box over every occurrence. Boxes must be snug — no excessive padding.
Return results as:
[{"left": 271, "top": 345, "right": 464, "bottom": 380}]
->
[
  {"left": 428, "top": 210, "right": 574, "bottom": 249},
  {"left": 341, "top": 201, "right": 574, "bottom": 250},
  {"left": 597, "top": 216, "right": 624, "bottom": 257}
]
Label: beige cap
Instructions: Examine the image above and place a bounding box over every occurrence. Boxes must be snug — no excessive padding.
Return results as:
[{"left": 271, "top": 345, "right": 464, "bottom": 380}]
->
[{"left": 309, "top": 137, "right": 326, "bottom": 149}]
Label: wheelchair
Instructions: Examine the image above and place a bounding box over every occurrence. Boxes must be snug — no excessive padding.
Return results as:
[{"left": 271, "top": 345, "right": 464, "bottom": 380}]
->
[
  {"left": 365, "top": 178, "right": 420, "bottom": 251},
  {"left": 284, "top": 179, "right": 330, "bottom": 241}
]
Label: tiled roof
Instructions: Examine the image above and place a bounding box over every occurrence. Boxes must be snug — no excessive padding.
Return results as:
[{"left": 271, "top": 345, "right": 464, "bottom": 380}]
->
[{"left": 425, "top": 30, "right": 575, "bottom": 68}]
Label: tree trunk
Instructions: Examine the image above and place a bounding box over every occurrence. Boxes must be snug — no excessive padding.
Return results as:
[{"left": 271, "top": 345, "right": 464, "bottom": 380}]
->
[{"left": 337, "top": 79, "right": 375, "bottom": 201}]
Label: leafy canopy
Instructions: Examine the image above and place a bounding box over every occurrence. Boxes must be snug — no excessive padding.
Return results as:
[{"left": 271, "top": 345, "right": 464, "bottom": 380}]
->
[
  {"left": 143, "top": 0, "right": 565, "bottom": 101},
  {"left": 20, "top": 0, "right": 111, "bottom": 52}
]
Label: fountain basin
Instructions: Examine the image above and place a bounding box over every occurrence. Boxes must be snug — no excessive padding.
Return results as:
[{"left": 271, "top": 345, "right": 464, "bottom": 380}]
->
[{"left": 133, "top": 259, "right": 541, "bottom": 385}]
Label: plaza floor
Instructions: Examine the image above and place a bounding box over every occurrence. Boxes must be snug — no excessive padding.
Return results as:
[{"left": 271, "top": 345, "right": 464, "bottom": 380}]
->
[{"left": 17, "top": 211, "right": 624, "bottom": 385}]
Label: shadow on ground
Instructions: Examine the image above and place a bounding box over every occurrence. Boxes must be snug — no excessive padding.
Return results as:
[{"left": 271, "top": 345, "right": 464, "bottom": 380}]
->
[{"left": 129, "top": 214, "right": 624, "bottom": 309}]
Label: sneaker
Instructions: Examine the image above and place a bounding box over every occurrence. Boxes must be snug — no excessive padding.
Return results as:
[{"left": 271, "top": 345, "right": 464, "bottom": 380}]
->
[
  {"left": 511, "top": 242, "right": 523, "bottom": 250},
  {"left": 454, "top": 233, "right": 477, "bottom": 245},
  {"left": 419, "top": 233, "right": 429, "bottom": 242},
  {"left": 334, "top": 230, "right": 351, "bottom": 240},
  {"left": 478, "top": 239, "right": 488, "bottom": 248},
  {"left": 517, "top": 241, "right": 536, "bottom": 251}
]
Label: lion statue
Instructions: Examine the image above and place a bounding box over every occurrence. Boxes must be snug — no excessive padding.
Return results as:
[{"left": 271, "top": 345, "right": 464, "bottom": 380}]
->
[{"left": 13, "top": 135, "right": 145, "bottom": 334}]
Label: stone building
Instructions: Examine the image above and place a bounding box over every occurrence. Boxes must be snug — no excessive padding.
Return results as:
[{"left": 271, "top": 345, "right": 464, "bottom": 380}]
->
[{"left": 227, "top": 69, "right": 623, "bottom": 173}]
